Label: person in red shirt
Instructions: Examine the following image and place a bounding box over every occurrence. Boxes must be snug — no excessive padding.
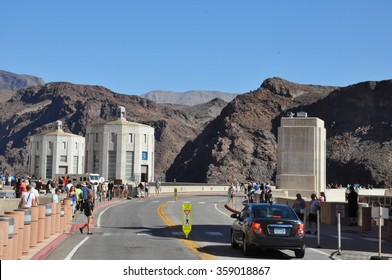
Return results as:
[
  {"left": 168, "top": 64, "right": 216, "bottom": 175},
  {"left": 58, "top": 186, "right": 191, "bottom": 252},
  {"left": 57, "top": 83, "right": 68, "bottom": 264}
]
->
[{"left": 19, "top": 179, "right": 28, "bottom": 197}]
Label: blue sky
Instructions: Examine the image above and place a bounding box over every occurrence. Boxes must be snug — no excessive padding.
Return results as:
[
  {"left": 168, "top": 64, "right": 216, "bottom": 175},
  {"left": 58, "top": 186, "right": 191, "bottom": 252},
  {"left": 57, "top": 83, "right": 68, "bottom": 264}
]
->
[{"left": 1, "top": 0, "right": 391, "bottom": 95}]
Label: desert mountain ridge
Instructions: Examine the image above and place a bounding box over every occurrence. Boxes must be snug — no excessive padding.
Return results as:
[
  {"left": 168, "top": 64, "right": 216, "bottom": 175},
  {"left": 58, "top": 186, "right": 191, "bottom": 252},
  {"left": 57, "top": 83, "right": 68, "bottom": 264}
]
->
[{"left": 1, "top": 69, "right": 392, "bottom": 187}]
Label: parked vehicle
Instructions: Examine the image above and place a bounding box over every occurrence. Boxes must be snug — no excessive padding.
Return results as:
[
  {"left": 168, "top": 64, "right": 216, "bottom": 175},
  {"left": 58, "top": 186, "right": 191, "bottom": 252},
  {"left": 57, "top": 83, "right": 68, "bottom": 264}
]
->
[
  {"left": 230, "top": 203, "right": 305, "bottom": 258},
  {"left": 55, "top": 173, "right": 103, "bottom": 185}
]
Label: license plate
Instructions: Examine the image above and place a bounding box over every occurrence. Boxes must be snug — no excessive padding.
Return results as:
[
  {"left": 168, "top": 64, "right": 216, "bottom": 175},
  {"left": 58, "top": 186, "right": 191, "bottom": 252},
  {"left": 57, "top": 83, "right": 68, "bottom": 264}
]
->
[{"left": 274, "top": 228, "right": 286, "bottom": 234}]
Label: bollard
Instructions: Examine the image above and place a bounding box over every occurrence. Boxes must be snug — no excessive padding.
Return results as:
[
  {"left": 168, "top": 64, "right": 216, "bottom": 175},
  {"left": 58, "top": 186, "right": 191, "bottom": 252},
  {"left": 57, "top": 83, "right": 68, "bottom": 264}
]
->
[
  {"left": 63, "top": 198, "right": 72, "bottom": 226},
  {"left": 60, "top": 206, "right": 65, "bottom": 233},
  {"left": 51, "top": 202, "right": 56, "bottom": 235},
  {"left": 30, "top": 206, "right": 39, "bottom": 247},
  {"left": 44, "top": 203, "right": 52, "bottom": 239},
  {"left": 14, "top": 209, "right": 32, "bottom": 255},
  {"left": 0, "top": 216, "right": 15, "bottom": 260},
  {"left": 1, "top": 214, "right": 19, "bottom": 260},
  {"left": 4, "top": 211, "right": 24, "bottom": 260},
  {"left": 362, "top": 207, "right": 372, "bottom": 231},
  {"left": 55, "top": 203, "right": 61, "bottom": 233},
  {"left": 387, "top": 218, "right": 392, "bottom": 240},
  {"left": 0, "top": 221, "right": 9, "bottom": 260},
  {"left": 0, "top": 231, "right": 3, "bottom": 260},
  {"left": 37, "top": 204, "right": 46, "bottom": 243}
]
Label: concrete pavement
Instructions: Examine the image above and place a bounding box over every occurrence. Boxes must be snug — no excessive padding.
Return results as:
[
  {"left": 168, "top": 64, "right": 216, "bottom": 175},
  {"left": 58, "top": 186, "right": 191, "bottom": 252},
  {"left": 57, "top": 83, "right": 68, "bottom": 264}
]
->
[{"left": 22, "top": 192, "right": 392, "bottom": 260}]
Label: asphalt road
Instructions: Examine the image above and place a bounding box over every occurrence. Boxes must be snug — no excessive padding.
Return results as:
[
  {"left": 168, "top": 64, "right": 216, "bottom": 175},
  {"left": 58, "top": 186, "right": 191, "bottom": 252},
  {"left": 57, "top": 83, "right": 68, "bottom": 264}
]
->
[{"left": 44, "top": 193, "right": 338, "bottom": 260}]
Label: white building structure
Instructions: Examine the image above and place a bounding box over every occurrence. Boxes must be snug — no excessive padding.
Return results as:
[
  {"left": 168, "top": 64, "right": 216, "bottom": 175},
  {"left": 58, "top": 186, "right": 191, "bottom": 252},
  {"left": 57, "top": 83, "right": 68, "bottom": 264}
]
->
[
  {"left": 28, "top": 121, "right": 85, "bottom": 179},
  {"left": 276, "top": 113, "right": 326, "bottom": 195},
  {"left": 85, "top": 106, "right": 155, "bottom": 182}
]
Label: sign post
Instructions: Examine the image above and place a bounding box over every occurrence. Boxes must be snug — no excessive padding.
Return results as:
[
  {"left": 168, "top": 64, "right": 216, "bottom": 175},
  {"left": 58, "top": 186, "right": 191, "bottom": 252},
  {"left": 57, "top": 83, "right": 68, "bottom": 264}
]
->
[{"left": 182, "top": 203, "right": 192, "bottom": 238}]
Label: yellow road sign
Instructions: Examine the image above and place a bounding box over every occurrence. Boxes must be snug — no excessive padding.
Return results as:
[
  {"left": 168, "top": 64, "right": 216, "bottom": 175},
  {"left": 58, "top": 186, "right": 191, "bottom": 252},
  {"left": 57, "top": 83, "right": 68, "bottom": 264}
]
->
[{"left": 182, "top": 203, "right": 192, "bottom": 238}]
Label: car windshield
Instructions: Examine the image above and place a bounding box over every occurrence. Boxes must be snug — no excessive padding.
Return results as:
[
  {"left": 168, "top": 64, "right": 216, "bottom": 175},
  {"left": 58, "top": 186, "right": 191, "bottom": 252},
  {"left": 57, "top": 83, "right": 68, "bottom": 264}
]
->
[{"left": 252, "top": 205, "right": 296, "bottom": 219}]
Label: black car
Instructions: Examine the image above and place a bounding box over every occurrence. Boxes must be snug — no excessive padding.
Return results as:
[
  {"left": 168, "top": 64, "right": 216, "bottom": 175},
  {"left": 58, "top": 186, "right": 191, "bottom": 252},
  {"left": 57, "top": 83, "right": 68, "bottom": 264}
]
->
[{"left": 230, "top": 203, "right": 305, "bottom": 258}]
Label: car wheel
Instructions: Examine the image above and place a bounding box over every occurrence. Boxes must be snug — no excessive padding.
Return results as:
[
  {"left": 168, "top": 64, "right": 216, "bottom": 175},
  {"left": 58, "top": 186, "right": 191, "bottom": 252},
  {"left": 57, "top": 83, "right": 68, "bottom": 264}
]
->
[
  {"left": 231, "top": 231, "right": 239, "bottom": 249},
  {"left": 243, "top": 234, "right": 252, "bottom": 256},
  {"left": 294, "top": 248, "right": 305, "bottom": 259}
]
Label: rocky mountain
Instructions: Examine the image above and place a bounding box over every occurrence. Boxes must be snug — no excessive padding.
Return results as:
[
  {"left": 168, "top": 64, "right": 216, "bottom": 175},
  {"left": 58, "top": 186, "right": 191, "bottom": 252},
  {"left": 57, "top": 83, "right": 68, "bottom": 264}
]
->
[
  {"left": 1, "top": 75, "right": 392, "bottom": 188},
  {"left": 0, "top": 82, "right": 227, "bottom": 177},
  {"left": 141, "top": 90, "right": 238, "bottom": 105},
  {"left": 0, "top": 70, "right": 45, "bottom": 102},
  {"left": 166, "top": 78, "right": 392, "bottom": 187}
]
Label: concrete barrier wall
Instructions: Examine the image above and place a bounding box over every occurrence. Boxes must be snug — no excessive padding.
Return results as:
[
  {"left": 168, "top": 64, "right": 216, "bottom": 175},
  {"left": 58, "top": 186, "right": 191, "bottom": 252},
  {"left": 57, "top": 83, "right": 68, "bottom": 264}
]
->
[{"left": 0, "top": 194, "right": 72, "bottom": 260}]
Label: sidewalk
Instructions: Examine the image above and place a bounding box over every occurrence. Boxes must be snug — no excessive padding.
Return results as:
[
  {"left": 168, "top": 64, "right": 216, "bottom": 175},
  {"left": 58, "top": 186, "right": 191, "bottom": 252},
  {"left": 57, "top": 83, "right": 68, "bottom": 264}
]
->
[{"left": 22, "top": 198, "right": 123, "bottom": 260}]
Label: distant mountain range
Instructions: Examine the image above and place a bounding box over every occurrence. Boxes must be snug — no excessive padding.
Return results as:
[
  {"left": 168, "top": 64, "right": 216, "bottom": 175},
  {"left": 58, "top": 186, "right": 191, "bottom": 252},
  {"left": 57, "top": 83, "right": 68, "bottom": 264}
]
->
[
  {"left": 141, "top": 90, "right": 238, "bottom": 105},
  {"left": 0, "top": 70, "right": 237, "bottom": 106},
  {"left": 0, "top": 70, "right": 45, "bottom": 102}
]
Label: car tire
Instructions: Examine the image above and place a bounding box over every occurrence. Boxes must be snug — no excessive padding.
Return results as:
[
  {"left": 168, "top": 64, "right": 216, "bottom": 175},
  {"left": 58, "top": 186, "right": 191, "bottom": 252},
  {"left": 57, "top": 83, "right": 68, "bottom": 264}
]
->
[
  {"left": 231, "top": 231, "right": 239, "bottom": 249},
  {"left": 294, "top": 248, "right": 305, "bottom": 259},
  {"left": 243, "top": 234, "right": 252, "bottom": 256}
]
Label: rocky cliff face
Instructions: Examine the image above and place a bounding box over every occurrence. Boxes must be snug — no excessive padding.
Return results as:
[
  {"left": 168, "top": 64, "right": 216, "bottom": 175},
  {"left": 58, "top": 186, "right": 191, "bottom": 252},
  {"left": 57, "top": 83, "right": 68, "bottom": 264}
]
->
[
  {"left": 0, "top": 82, "right": 227, "bottom": 177},
  {"left": 166, "top": 78, "right": 338, "bottom": 184},
  {"left": 167, "top": 78, "right": 392, "bottom": 187}
]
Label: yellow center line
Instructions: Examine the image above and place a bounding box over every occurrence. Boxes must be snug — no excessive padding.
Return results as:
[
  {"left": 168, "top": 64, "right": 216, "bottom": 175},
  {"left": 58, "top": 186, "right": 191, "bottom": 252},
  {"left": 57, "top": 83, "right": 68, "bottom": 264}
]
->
[{"left": 157, "top": 201, "right": 216, "bottom": 260}]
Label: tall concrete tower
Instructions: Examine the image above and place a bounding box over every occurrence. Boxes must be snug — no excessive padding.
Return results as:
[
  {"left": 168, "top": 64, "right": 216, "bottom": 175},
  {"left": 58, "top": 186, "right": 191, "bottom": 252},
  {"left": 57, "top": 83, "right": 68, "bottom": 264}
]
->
[{"left": 276, "top": 113, "right": 326, "bottom": 196}]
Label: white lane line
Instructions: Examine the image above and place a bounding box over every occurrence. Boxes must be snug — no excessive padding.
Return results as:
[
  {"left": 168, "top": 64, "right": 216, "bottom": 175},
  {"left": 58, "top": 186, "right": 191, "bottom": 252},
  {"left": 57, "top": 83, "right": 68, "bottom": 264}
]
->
[
  {"left": 360, "top": 237, "right": 385, "bottom": 242},
  {"left": 64, "top": 237, "right": 89, "bottom": 260},
  {"left": 206, "top": 232, "right": 223, "bottom": 236},
  {"left": 329, "top": 235, "right": 353, "bottom": 240},
  {"left": 96, "top": 202, "right": 126, "bottom": 228},
  {"left": 214, "top": 203, "right": 231, "bottom": 218},
  {"left": 306, "top": 247, "right": 335, "bottom": 258}
]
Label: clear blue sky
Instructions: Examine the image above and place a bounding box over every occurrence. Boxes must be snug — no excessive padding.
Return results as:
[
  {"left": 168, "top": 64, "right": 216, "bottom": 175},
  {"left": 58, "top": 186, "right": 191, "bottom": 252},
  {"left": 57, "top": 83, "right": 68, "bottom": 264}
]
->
[{"left": 1, "top": 0, "right": 391, "bottom": 95}]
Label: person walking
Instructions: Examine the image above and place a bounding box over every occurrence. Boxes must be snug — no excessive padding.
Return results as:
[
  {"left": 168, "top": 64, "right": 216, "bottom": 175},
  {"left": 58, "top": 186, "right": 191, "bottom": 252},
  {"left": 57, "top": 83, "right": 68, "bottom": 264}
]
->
[
  {"left": 68, "top": 185, "right": 77, "bottom": 216},
  {"left": 79, "top": 192, "right": 94, "bottom": 235},
  {"left": 306, "top": 194, "right": 320, "bottom": 234},
  {"left": 347, "top": 186, "right": 359, "bottom": 226},
  {"left": 292, "top": 193, "right": 306, "bottom": 221}
]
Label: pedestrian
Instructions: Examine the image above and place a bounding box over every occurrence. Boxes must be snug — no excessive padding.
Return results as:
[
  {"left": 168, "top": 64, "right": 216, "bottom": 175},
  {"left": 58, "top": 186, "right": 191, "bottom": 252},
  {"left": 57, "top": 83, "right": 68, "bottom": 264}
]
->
[
  {"left": 155, "top": 179, "right": 161, "bottom": 194},
  {"left": 30, "top": 181, "right": 40, "bottom": 205},
  {"left": 107, "top": 181, "right": 114, "bottom": 200},
  {"left": 52, "top": 188, "right": 61, "bottom": 204},
  {"left": 227, "top": 183, "right": 234, "bottom": 204},
  {"left": 265, "top": 187, "right": 273, "bottom": 204},
  {"left": 292, "top": 193, "right": 306, "bottom": 221},
  {"left": 347, "top": 186, "right": 358, "bottom": 226},
  {"left": 306, "top": 194, "right": 320, "bottom": 234},
  {"left": 145, "top": 182, "right": 149, "bottom": 198},
  {"left": 75, "top": 184, "right": 83, "bottom": 212},
  {"left": 80, "top": 183, "right": 90, "bottom": 213},
  {"left": 79, "top": 191, "right": 94, "bottom": 235},
  {"left": 19, "top": 185, "right": 35, "bottom": 209},
  {"left": 319, "top": 192, "right": 326, "bottom": 202},
  {"left": 68, "top": 185, "right": 77, "bottom": 216}
]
